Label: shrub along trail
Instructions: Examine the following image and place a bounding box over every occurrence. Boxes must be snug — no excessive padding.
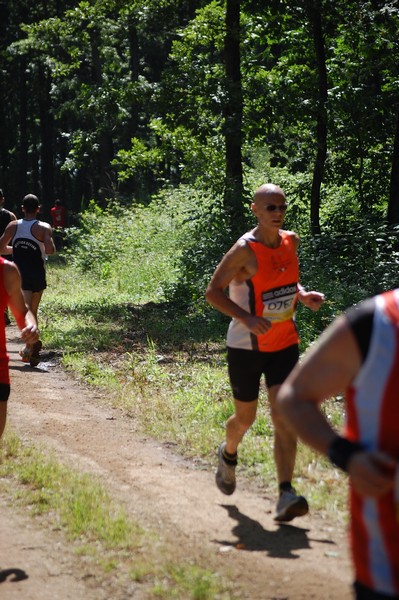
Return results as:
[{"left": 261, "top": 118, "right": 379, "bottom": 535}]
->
[{"left": 0, "top": 326, "right": 352, "bottom": 599}]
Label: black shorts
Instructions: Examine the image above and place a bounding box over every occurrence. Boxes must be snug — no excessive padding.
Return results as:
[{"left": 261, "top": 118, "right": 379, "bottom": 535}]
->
[
  {"left": 0, "top": 383, "right": 10, "bottom": 402},
  {"left": 227, "top": 344, "right": 299, "bottom": 402},
  {"left": 21, "top": 274, "right": 46, "bottom": 293}
]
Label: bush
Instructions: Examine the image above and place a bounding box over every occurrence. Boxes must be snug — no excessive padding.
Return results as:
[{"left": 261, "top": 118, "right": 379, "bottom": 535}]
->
[
  {"left": 58, "top": 178, "right": 399, "bottom": 352},
  {"left": 297, "top": 220, "right": 399, "bottom": 348}
]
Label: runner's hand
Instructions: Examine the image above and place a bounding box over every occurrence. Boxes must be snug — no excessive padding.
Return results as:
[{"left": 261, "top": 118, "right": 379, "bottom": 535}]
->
[
  {"left": 21, "top": 325, "right": 39, "bottom": 344},
  {"left": 299, "top": 291, "right": 325, "bottom": 312},
  {"left": 348, "top": 451, "right": 396, "bottom": 497},
  {"left": 241, "top": 315, "right": 272, "bottom": 335}
]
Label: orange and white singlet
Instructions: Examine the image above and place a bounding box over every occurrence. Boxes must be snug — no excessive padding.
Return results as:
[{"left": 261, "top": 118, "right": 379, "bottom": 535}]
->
[
  {"left": 346, "top": 288, "right": 399, "bottom": 596},
  {"left": 227, "top": 230, "right": 300, "bottom": 352}
]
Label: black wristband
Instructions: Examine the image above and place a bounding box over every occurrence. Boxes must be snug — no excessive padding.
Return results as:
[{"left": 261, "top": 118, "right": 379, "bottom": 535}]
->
[{"left": 327, "top": 436, "right": 364, "bottom": 472}]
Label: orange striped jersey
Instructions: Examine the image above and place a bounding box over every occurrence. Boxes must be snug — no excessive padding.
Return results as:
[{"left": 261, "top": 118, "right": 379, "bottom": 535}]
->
[
  {"left": 346, "top": 288, "right": 399, "bottom": 596},
  {"left": 227, "top": 230, "right": 300, "bottom": 352}
]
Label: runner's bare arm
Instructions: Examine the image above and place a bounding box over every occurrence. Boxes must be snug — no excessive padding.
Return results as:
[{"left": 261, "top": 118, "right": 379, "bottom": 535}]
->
[
  {"left": 287, "top": 230, "right": 300, "bottom": 251},
  {"left": 205, "top": 241, "right": 271, "bottom": 335},
  {"left": 42, "top": 223, "right": 56, "bottom": 255},
  {"left": 0, "top": 221, "right": 17, "bottom": 255},
  {"left": 298, "top": 284, "right": 325, "bottom": 311},
  {"left": 277, "top": 316, "right": 360, "bottom": 450},
  {"left": 277, "top": 315, "right": 396, "bottom": 497}
]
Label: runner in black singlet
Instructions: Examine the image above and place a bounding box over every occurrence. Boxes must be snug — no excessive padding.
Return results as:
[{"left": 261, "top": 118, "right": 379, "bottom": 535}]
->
[{"left": 0, "top": 194, "right": 55, "bottom": 366}]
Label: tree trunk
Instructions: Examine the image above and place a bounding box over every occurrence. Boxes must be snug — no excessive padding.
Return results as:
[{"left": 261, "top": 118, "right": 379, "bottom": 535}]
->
[
  {"left": 306, "top": 0, "right": 328, "bottom": 236},
  {"left": 90, "top": 28, "right": 114, "bottom": 203},
  {"left": 223, "top": 0, "right": 246, "bottom": 234},
  {"left": 18, "top": 58, "right": 29, "bottom": 202},
  {"left": 128, "top": 19, "right": 139, "bottom": 136},
  {"left": 38, "top": 65, "right": 55, "bottom": 212},
  {"left": 388, "top": 110, "right": 399, "bottom": 225}
]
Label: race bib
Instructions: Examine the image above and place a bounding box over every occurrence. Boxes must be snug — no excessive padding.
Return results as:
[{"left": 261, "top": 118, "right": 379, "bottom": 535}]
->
[{"left": 261, "top": 283, "right": 297, "bottom": 323}]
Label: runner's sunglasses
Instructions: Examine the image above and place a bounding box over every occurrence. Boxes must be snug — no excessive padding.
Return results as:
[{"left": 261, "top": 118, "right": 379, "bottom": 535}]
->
[{"left": 266, "top": 204, "right": 288, "bottom": 212}]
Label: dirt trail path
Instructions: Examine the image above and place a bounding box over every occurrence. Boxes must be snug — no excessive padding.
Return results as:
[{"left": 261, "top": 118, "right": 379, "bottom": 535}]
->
[{"left": 0, "top": 326, "right": 353, "bottom": 599}]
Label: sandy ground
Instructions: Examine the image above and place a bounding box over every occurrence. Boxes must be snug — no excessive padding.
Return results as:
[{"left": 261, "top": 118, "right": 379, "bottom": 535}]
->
[{"left": 0, "top": 326, "right": 354, "bottom": 599}]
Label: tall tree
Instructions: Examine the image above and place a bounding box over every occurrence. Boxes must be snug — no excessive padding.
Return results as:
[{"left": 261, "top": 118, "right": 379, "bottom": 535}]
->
[
  {"left": 38, "top": 65, "right": 55, "bottom": 209},
  {"left": 17, "top": 58, "right": 29, "bottom": 203},
  {"left": 306, "top": 0, "right": 328, "bottom": 235},
  {"left": 223, "top": 0, "right": 246, "bottom": 231}
]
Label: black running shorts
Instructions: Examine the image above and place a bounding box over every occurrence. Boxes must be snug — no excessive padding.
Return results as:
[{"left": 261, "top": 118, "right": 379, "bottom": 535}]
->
[
  {"left": 227, "top": 344, "right": 299, "bottom": 402},
  {"left": 0, "top": 383, "right": 10, "bottom": 402},
  {"left": 21, "top": 273, "right": 47, "bottom": 292}
]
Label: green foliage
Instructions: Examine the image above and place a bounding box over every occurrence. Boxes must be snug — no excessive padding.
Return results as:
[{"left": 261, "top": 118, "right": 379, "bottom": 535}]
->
[
  {"left": 62, "top": 193, "right": 189, "bottom": 303},
  {"left": 3, "top": 0, "right": 399, "bottom": 224},
  {"left": 114, "top": 119, "right": 225, "bottom": 188},
  {"left": 115, "top": 1, "right": 228, "bottom": 191},
  {"left": 167, "top": 0, "right": 225, "bottom": 134},
  {"left": 50, "top": 174, "right": 399, "bottom": 351},
  {"left": 115, "top": 136, "right": 164, "bottom": 182},
  {"left": 297, "top": 217, "right": 399, "bottom": 349},
  {"left": 163, "top": 189, "right": 244, "bottom": 308},
  {"left": 154, "top": 564, "right": 235, "bottom": 599}
]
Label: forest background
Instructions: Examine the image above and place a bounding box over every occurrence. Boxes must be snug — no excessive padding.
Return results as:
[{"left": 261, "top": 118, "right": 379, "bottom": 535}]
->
[
  {"left": 1, "top": 0, "right": 399, "bottom": 299},
  {"left": 0, "top": 3, "right": 399, "bottom": 594},
  {"left": 0, "top": 0, "right": 398, "bottom": 319}
]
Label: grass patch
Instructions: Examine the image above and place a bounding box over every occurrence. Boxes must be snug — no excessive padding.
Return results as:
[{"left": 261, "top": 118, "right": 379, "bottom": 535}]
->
[
  {"left": 52, "top": 325, "right": 348, "bottom": 522},
  {"left": 153, "top": 565, "right": 234, "bottom": 599},
  {"left": 0, "top": 431, "right": 237, "bottom": 599},
  {"left": 42, "top": 264, "right": 227, "bottom": 355},
  {"left": 0, "top": 433, "right": 141, "bottom": 548}
]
